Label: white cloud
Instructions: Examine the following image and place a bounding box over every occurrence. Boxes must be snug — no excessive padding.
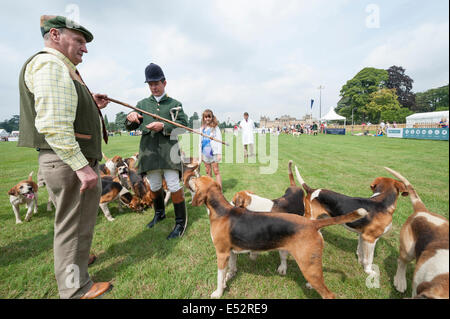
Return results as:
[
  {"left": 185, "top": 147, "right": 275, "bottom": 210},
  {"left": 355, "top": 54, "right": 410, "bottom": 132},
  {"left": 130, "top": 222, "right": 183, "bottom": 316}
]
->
[
  {"left": 363, "top": 22, "right": 449, "bottom": 91},
  {"left": 145, "top": 25, "right": 213, "bottom": 67}
]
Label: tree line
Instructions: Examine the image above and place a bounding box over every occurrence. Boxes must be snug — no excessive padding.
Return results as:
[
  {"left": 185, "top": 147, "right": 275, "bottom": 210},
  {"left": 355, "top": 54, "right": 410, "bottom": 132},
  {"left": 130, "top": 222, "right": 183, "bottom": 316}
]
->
[{"left": 336, "top": 65, "right": 449, "bottom": 124}]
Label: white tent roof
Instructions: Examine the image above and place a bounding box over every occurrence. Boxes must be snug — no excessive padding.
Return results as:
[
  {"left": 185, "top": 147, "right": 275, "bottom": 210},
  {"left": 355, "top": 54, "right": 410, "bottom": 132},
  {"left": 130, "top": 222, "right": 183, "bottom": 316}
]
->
[
  {"left": 406, "top": 110, "right": 448, "bottom": 121},
  {"left": 321, "top": 108, "right": 346, "bottom": 121},
  {"left": 0, "top": 129, "right": 9, "bottom": 136},
  {"left": 405, "top": 110, "right": 448, "bottom": 127}
]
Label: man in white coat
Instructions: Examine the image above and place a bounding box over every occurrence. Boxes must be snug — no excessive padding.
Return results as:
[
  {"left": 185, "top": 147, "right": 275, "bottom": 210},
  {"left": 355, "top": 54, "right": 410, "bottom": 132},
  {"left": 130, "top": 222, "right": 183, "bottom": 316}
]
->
[{"left": 239, "top": 112, "right": 255, "bottom": 158}]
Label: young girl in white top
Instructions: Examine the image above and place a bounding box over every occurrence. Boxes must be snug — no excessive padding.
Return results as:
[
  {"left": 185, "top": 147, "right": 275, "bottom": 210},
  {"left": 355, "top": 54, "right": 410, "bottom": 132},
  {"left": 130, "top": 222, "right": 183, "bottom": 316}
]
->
[{"left": 199, "top": 109, "right": 222, "bottom": 189}]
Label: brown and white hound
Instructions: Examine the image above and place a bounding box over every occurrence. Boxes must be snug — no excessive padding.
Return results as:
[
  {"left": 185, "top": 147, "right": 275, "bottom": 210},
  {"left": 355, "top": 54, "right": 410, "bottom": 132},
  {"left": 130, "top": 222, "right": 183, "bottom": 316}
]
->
[
  {"left": 386, "top": 167, "right": 449, "bottom": 299},
  {"left": 189, "top": 175, "right": 368, "bottom": 299},
  {"left": 102, "top": 152, "right": 126, "bottom": 176},
  {"left": 99, "top": 176, "right": 145, "bottom": 221},
  {"left": 294, "top": 165, "right": 408, "bottom": 275},
  {"left": 231, "top": 160, "right": 305, "bottom": 274},
  {"left": 232, "top": 161, "right": 304, "bottom": 215},
  {"left": 8, "top": 172, "right": 39, "bottom": 224}
]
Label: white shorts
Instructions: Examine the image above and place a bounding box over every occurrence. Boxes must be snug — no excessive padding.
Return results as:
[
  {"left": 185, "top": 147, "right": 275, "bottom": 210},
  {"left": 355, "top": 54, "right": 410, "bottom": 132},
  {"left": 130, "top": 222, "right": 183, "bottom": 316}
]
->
[
  {"left": 202, "top": 154, "right": 220, "bottom": 164},
  {"left": 146, "top": 169, "right": 182, "bottom": 193}
]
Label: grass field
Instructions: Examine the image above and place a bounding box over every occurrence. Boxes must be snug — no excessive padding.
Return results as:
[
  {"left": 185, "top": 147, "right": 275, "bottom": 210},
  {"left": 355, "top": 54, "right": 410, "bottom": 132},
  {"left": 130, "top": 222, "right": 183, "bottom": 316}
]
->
[{"left": 0, "top": 133, "right": 448, "bottom": 299}]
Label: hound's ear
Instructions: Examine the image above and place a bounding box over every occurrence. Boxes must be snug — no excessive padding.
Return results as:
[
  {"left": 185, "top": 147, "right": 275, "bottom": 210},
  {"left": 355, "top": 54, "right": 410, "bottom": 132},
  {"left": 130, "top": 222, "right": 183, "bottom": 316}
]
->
[
  {"left": 370, "top": 183, "right": 377, "bottom": 191},
  {"left": 395, "top": 180, "right": 409, "bottom": 197},
  {"left": 31, "top": 182, "right": 38, "bottom": 193},
  {"left": 8, "top": 186, "right": 19, "bottom": 196},
  {"left": 232, "top": 193, "right": 243, "bottom": 207},
  {"left": 243, "top": 193, "right": 252, "bottom": 207},
  {"left": 191, "top": 190, "right": 206, "bottom": 206}
]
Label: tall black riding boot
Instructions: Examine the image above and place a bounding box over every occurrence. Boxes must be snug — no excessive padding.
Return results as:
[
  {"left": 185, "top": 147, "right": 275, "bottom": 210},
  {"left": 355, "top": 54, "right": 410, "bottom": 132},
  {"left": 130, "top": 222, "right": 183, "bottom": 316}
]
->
[
  {"left": 167, "top": 189, "right": 187, "bottom": 239},
  {"left": 146, "top": 189, "right": 166, "bottom": 228}
]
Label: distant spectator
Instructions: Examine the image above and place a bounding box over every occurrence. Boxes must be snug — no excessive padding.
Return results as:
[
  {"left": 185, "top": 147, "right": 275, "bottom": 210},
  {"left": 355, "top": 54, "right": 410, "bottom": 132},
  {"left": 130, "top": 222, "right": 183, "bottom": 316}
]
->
[
  {"left": 312, "top": 122, "right": 318, "bottom": 135},
  {"left": 239, "top": 112, "right": 255, "bottom": 158},
  {"left": 439, "top": 117, "right": 448, "bottom": 128}
]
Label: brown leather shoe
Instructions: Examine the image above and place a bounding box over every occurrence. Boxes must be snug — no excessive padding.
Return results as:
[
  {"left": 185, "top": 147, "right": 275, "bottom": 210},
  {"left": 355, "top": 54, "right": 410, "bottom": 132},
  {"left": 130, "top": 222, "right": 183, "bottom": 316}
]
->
[
  {"left": 88, "top": 254, "right": 97, "bottom": 266},
  {"left": 80, "top": 282, "right": 113, "bottom": 299}
]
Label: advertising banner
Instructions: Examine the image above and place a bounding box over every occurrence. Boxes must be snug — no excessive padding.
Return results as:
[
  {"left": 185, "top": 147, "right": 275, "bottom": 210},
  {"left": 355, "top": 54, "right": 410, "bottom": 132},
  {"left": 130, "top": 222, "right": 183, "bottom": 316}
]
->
[
  {"left": 403, "top": 128, "right": 448, "bottom": 140},
  {"left": 386, "top": 128, "right": 403, "bottom": 138},
  {"left": 325, "top": 128, "right": 346, "bottom": 135}
]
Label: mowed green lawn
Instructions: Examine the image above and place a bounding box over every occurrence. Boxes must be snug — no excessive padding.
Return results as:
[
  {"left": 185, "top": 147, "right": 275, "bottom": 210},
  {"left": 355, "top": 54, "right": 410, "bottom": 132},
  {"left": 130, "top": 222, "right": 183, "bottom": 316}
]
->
[{"left": 0, "top": 133, "right": 448, "bottom": 299}]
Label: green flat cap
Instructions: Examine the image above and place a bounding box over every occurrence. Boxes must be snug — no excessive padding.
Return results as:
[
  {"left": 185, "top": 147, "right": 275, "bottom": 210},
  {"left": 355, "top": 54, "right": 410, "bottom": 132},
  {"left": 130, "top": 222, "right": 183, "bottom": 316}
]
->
[{"left": 40, "top": 15, "right": 94, "bottom": 42}]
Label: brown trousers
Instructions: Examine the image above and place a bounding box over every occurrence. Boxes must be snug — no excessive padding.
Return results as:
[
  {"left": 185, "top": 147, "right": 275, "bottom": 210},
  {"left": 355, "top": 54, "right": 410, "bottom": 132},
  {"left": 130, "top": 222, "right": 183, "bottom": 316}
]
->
[{"left": 38, "top": 150, "right": 101, "bottom": 299}]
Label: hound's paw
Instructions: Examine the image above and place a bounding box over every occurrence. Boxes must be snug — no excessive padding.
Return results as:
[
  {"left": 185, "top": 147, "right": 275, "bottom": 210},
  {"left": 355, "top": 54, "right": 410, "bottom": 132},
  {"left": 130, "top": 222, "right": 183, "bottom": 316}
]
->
[
  {"left": 364, "top": 267, "right": 376, "bottom": 276},
  {"left": 211, "top": 290, "right": 223, "bottom": 299},
  {"left": 394, "top": 274, "right": 407, "bottom": 293},
  {"left": 277, "top": 264, "right": 287, "bottom": 275},
  {"left": 16, "top": 220, "right": 23, "bottom": 224},
  {"left": 305, "top": 283, "right": 313, "bottom": 289},
  {"left": 107, "top": 217, "right": 115, "bottom": 222}
]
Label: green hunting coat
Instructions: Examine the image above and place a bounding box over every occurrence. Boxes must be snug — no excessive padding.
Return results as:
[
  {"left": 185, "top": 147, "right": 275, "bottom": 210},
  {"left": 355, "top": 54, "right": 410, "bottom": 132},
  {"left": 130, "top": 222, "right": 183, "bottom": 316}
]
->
[{"left": 125, "top": 94, "right": 188, "bottom": 174}]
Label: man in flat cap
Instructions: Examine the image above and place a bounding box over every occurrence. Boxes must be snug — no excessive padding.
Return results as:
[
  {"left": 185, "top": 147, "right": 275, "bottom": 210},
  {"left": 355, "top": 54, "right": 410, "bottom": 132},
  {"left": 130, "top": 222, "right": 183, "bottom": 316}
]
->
[
  {"left": 126, "top": 63, "right": 189, "bottom": 240},
  {"left": 18, "top": 15, "right": 112, "bottom": 299}
]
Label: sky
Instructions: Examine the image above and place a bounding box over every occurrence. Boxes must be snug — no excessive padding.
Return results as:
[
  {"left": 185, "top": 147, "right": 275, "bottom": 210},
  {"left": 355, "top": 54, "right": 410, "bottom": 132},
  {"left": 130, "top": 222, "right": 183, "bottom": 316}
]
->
[{"left": 0, "top": 0, "right": 448, "bottom": 124}]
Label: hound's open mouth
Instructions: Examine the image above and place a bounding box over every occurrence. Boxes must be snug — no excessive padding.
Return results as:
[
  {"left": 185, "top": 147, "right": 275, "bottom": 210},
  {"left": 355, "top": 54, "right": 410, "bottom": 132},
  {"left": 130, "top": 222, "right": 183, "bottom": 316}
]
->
[{"left": 24, "top": 192, "right": 35, "bottom": 199}]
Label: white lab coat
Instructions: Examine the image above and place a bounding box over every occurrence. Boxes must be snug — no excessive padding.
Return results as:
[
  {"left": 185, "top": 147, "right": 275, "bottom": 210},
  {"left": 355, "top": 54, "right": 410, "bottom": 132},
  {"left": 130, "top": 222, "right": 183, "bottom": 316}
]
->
[{"left": 239, "top": 118, "right": 255, "bottom": 145}]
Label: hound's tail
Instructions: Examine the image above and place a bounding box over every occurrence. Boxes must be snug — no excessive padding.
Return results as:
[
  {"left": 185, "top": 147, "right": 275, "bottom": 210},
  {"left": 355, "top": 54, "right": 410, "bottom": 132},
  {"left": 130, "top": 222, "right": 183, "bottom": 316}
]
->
[
  {"left": 384, "top": 167, "right": 427, "bottom": 213},
  {"left": 288, "top": 160, "right": 296, "bottom": 186},
  {"left": 102, "top": 152, "right": 110, "bottom": 162},
  {"left": 313, "top": 208, "right": 368, "bottom": 229},
  {"left": 27, "top": 171, "right": 34, "bottom": 181},
  {"left": 294, "top": 165, "right": 314, "bottom": 193}
]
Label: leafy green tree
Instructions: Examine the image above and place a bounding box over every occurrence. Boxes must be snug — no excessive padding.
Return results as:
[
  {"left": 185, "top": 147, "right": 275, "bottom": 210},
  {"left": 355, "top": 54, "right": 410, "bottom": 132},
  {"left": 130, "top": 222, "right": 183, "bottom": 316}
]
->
[
  {"left": 337, "top": 67, "right": 388, "bottom": 123},
  {"left": 364, "top": 88, "right": 401, "bottom": 122},
  {"left": 0, "top": 115, "right": 20, "bottom": 132},
  {"left": 115, "top": 112, "right": 127, "bottom": 131},
  {"left": 380, "top": 108, "right": 413, "bottom": 123},
  {"left": 414, "top": 85, "right": 449, "bottom": 112},
  {"left": 188, "top": 112, "right": 200, "bottom": 129},
  {"left": 386, "top": 65, "right": 415, "bottom": 109}
]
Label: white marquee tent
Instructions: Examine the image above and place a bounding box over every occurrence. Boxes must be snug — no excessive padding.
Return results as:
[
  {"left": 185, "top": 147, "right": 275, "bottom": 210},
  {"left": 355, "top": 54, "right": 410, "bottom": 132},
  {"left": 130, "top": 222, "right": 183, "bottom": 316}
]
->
[
  {"left": 321, "top": 108, "right": 346, "bottom": 126},
  {"left": 405, "top": 110, "right": 449, "bottom": 128},
  {"left": 0, "top": 129, "right": 8, "bottom": 137}
]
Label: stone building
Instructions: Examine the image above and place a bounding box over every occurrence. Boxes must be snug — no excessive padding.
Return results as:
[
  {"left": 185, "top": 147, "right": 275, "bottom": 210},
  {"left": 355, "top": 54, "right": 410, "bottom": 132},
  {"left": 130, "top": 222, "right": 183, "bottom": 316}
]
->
[{"left": 259, "top": 114, "right": 316, "bottom": 128}]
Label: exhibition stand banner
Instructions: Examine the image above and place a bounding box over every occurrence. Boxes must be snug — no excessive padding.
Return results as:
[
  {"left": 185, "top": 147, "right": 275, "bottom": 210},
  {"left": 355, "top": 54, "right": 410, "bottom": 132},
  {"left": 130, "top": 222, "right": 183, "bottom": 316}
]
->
[
  {"left": 386, "top": 128, "right": 403, "bottom": 138},
  {"left": 387, "top": 128, "right": 448, "bottom": 140},
  {"left": 325, "top": 128, "right": 346, "bottom": 135}
]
